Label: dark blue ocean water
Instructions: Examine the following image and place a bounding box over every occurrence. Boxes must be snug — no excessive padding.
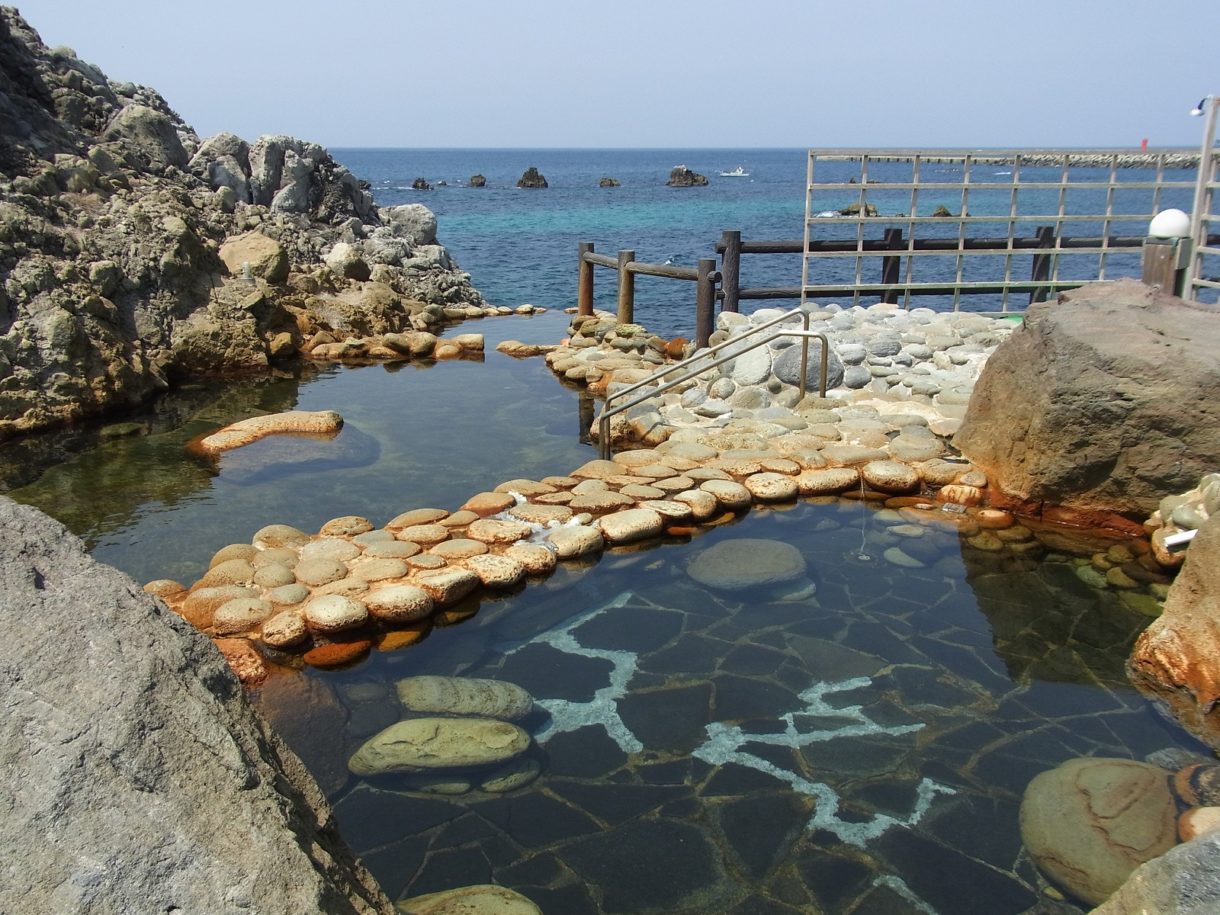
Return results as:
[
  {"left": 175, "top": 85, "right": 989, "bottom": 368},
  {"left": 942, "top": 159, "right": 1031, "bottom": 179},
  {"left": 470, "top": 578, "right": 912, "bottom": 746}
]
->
[{"left": 332, "top": 148, "right": 1200, "bottom": 338}]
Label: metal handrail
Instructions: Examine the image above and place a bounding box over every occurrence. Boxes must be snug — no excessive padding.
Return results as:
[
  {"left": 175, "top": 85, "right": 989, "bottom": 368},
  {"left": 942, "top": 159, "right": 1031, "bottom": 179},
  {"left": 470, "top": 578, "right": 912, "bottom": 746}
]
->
[{"left": 596, "top": 306, "right": 830, "bottom": 458}]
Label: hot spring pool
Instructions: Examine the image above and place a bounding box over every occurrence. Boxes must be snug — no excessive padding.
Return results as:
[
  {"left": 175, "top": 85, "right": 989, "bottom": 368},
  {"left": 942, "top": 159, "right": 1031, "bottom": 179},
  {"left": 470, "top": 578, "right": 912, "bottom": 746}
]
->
[{"left": 2, "top": 311, "right": 1203, "bottom": 914}]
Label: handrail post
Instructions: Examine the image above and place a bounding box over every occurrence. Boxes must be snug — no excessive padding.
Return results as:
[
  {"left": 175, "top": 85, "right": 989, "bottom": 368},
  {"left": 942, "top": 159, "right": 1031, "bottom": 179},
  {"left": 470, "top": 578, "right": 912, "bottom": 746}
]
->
[
  {"left": 695, "top": 258, "right": 716, "bottom": 348},
  {"left": 577, "top": 241, "right": 594, "bottom": 316},
  {"left": 1029, "top": 225, "right": 1054, "bottom": 304},
  {"left": 616, "top": 249, "right": 635, "bottom": 325},
  {"left": 799, "top": 310, "right": 810, "bottom": 399},
  {"left": 720, "top": 230, "right": 741, "bottom": 313},
  {"left": 881, "top": 227, "right": 902, "bottom": 304}
]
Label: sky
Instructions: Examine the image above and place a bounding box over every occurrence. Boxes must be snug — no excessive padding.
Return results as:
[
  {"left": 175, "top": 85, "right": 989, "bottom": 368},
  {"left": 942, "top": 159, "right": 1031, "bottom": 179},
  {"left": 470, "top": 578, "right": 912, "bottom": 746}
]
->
[{"left": 10, "top": 0, "right": 1219, "bottom": 149}]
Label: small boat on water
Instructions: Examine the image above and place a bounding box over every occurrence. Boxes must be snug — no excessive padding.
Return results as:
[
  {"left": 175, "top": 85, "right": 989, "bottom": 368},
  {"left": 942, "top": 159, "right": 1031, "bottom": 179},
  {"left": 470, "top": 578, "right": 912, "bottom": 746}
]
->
[{"left": 719, "top": 166, "right": 750, "bottom": 177}]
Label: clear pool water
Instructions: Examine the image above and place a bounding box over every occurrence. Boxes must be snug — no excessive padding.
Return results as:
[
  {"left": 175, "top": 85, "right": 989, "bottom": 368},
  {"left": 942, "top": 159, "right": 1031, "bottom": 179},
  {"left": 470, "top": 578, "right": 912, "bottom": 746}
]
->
[{"left": 2, "top": 308, "right": 1203, "bottom": 914}]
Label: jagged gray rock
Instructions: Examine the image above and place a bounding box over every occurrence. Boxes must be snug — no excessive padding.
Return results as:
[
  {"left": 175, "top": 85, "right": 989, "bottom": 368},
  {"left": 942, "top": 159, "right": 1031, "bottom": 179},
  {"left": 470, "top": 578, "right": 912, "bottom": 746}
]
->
[
  {"left": 0, "top": 7, "right": 484, "bottom": 439},
  {"left": 0, "top": 496, "right": 394, "bottom": 914}
]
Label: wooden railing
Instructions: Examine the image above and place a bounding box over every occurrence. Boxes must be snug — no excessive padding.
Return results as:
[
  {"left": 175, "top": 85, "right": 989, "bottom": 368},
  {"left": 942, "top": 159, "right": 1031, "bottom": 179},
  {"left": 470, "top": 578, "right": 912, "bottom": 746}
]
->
[{"left": 576, "top": 242, "right": 720, "bottom": 347}]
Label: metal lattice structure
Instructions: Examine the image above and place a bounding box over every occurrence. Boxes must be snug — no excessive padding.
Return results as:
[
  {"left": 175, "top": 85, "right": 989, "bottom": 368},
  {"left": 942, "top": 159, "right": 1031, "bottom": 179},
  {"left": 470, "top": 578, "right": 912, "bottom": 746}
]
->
[{"left": 800, "top": 148, "right": 1210, "bottom": 311}]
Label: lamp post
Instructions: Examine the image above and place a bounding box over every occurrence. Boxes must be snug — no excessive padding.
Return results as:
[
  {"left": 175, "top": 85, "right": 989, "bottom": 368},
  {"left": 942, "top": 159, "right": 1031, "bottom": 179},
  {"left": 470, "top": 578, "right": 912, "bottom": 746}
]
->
[{"left": 1186, "top": 95, "right": 1219, "bottom": 299}]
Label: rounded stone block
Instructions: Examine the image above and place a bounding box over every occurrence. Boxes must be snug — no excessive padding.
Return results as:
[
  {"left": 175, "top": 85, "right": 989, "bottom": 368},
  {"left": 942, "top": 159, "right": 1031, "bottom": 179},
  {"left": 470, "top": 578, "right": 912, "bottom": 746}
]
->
[
  {"left": 413, "top": 567, "right": 480, "bottom": 606},
  {"left": 545, "top": 525, "right": 604, "bottom": 559},
  {"left": 699, "top": 479, "right": 752, "bottom": 510},
  {"left": 862, "top": 460, "right": 921, "bottom": 494},
  {"left": 598, "top": 508, "right": 664, "bottom": 544},
  {"left": 303, "top": 594, "right": 369, "bottom": 633},
  {"left": 460, "top": 554, "right": 526, "bottom": 589},
  {"left": 744, "top": 472, "right": 799, "bottom": 502},
  {"left": 396, "top": 675, "right": 534, "bottom": 721},
  {"left": 348, "top": 717, "right": 532, "bottom": 775},
  {"left": 795, "top": 467, "right": 860, "bottom": 495}
]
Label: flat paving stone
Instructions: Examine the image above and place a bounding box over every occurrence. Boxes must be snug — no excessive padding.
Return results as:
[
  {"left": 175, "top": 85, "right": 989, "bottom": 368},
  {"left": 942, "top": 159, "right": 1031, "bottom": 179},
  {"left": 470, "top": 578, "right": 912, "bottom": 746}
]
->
[{"left": 561, "top": 819, "right": 725, "bottom": 914}]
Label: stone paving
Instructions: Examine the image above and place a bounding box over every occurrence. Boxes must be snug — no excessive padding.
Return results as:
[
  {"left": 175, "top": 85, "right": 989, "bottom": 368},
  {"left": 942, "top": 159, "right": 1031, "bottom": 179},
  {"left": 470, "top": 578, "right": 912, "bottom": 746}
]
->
[{"left": 255, "top": 500, "right": 1208, "bottom": 914}]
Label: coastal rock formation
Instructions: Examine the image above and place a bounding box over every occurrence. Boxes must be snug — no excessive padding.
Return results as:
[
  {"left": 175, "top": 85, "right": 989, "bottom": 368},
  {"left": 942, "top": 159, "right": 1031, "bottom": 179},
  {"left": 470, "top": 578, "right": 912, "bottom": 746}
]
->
[
  {"left": 0, "top": 8, "right": 484, "bottom": 438},
  {"left": 599, "top": 176, "right": 620, "bottom": 187},
  {"left": 411, "top": 177, "right": 431, "bottom": 190},
  {"left": 1129, "top": 514, "right": 1220, "bottom": 747},
  {"left": 0, "top": 497, "right": 393, "bottom": 914},
  {"left": 516, "top": 166, "right": 547, "bottom": 188},
  {"left": 468, "top": 174, "right": 486, "bottom": 187},
  {"left": 955, "top": 280, "right": 1220, "bottom": 526},
  {"left": 666, "top": 165, "right": 708, "bottom": 187}
]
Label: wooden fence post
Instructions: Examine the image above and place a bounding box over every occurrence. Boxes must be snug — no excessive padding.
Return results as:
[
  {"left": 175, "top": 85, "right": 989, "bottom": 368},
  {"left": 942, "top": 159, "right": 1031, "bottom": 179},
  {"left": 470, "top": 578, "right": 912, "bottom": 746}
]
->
[
  {"left": 577, "top": 241, "right": 594, "bottom": 316},
  {"left": 1141, "top": 239, "right": 1180, "bottom": 293},
  {"left": 695, "top": 258, "right": 716, "bottom": 348},
  {"left": 1029, "top": 226, "right": 1054, "bottom": 304},
  {"left": 881, "top": 228, "right": 903, "bottom": 304},
  {"left": 616, "top": 250, "right": 635, "bottom": 325},
  {"left": 720, "top": 230, "right": 741, "bottom": 313}
]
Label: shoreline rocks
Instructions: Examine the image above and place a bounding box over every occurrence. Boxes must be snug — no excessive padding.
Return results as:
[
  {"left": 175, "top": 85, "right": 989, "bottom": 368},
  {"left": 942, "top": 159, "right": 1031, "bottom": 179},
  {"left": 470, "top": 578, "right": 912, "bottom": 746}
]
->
[{"left": 0, "top": 7, "right": 489, "bottom": 440}]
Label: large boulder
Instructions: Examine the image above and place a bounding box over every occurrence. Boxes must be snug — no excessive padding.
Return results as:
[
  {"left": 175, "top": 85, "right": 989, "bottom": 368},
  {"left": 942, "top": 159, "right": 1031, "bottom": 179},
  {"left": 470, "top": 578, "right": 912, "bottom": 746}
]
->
[
  {"left": 1094, "top": 830, "right": 1220, "bottom": 914},
  {"left": 954, "top": 281, "right": 1220, "bottom": 523},
  {"left": 1129, "top": 514, "right": 1220, "bottom": 747},
  {"left": 0, "top": 497, "right": 393, "bottom": 913},
  {"left": 218, "top": 230, "right": 289, "bottom": 283},
  {"left": 101, "top": 103, "right": 189, "bottom": 171},
  {"left": 1019, "top": 757, "right": 1178, "bottom": 906}
]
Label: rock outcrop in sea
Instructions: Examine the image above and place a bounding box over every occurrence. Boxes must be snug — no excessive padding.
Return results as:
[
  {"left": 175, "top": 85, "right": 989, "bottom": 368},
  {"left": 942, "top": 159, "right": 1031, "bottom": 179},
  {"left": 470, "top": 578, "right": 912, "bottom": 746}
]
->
[
  {"left": 516, "top": 166, "right": 547, "bottom": 188},
  {"left": 666, "top": 165, "right": 708, "bottom": 187},
  {"left": 0, "top": 7, "right": 484, "bottom": 439}
]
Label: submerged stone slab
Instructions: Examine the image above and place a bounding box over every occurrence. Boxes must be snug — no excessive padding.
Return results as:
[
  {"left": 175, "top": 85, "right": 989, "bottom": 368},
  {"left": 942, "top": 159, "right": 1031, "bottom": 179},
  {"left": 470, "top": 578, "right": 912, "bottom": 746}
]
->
[
  {"left": 396, "top": 676, "right": 534, "bottom": 722},
  {"left": 348, "top": 717, "right": 531, "bottom": 775},
  {"left": 398, "top": 885, "right": 541, "bottom": 915},
  {"left": 686, "top": 538, "right": 806, "bottom": 591}
]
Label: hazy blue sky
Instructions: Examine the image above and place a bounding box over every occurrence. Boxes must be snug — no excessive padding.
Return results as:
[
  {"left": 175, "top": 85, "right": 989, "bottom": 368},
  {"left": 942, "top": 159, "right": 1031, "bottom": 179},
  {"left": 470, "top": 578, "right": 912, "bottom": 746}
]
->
[{"left": 12, "top": 0, "right": 1218, "bottom": 149}]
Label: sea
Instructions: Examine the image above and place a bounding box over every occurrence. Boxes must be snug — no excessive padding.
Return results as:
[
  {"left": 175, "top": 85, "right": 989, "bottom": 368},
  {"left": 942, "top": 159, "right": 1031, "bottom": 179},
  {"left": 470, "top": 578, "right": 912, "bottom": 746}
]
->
[{"left": 331, "top": 147, "right": 1201, "bottom": 339}]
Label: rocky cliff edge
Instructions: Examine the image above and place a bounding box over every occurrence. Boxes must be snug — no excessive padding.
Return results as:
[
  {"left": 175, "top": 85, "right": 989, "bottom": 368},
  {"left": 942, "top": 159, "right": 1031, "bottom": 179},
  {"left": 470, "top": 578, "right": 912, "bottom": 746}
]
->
[{"left": 0, "top": 6, "right": 484, "bottom": 438}]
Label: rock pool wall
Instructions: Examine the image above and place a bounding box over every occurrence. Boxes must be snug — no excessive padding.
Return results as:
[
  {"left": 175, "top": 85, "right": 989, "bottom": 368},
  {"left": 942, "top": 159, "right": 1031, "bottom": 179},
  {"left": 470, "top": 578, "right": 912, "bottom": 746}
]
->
[{"left": 0, "top": 496, "right": 393, "bottom": 914}]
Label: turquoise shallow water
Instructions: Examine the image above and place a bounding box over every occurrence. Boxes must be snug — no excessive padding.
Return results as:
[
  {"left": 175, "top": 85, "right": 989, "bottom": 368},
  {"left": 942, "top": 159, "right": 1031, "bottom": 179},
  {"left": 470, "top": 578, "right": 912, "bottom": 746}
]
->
[{"left": 333, "top": 148, "right": 1200, "bottom": 337}]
